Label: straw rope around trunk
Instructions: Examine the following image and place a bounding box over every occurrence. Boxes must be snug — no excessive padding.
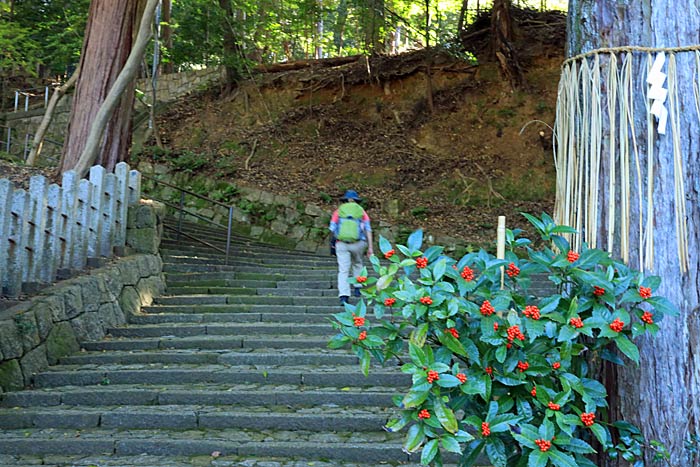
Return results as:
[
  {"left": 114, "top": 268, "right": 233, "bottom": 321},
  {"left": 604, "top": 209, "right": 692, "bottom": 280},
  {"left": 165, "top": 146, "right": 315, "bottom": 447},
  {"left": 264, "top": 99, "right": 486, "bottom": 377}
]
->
[{"left": 553, "top": 46, "right": 698, "bottom": 273}]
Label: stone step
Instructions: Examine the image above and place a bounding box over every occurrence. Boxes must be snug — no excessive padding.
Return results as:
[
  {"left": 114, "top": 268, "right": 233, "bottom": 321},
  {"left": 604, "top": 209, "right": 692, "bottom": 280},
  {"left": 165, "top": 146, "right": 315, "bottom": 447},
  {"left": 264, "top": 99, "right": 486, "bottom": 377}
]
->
[
  {"left": 33, "top": 366, "right": 409, "bottom": 388},
  {"left": 129, "top": 311, "right": 335, "bottom": 324},
  {"left": 107, "top": 322, "right": 334, "bottom": 338},
  {"left": 1, "top": 383, "right": 396, "bottom": 408},
  {"left": 165, "top": 271, "right": 332, "bottom": 282},
  {"left": 165, "top": 279, "right": 335, "bottom": 290},
  {"left": 163, "top": 264, "right": 336, "bottom": 276},
  {"left": 141, "top": 303, "right": 341, "bottom": 314},
  {"left": 153, "top": 295, "right": 338, "bottom": 306},
  {"left": 0, "top": 428, "right": 415, "bottom": 463},
  {"left": 82, "top": 335, "right": 333, "bottom": 351},
  {"left": 0, "top": 405, "right": 393, "bottom": 431},
  {"left": 162, "top": 258, "right": 336, "bottom": 272},
  {"left": 164, "top": 286, "right": 338, "bottom": 297},
  {"left": 162, "top": 253, "right": 335, "bottom": 267},
  {"left": 59, "top": 349, "right": 359, "bottom": 366}
]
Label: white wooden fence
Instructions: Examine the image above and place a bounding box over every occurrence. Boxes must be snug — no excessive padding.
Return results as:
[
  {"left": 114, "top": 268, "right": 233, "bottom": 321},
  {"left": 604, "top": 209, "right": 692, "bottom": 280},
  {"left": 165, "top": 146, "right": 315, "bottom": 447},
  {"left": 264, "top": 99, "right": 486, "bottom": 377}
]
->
[{"left": 0, "top": 162, "right": 141, "bottom": 298}]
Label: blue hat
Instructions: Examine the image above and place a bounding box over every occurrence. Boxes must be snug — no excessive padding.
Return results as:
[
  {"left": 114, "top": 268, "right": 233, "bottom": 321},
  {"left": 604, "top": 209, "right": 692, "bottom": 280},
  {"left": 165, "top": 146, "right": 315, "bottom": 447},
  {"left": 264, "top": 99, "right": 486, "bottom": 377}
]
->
[{"left": 342, "top": 189, "right": 362, "bottom": 201}]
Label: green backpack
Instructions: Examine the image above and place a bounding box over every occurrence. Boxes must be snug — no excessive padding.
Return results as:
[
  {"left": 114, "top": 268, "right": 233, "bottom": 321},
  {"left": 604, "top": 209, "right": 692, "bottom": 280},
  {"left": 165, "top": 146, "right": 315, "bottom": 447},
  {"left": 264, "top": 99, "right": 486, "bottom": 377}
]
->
[{"left": 337, "top": 202, "right": 365, "bottom": 242}]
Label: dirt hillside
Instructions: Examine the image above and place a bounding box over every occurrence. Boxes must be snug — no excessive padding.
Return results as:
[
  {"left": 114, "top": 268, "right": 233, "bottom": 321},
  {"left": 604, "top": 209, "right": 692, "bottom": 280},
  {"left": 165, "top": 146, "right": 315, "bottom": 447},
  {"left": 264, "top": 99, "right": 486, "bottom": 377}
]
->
[{"left": 146, "top": 8, "right": 567, "bottom": 248}]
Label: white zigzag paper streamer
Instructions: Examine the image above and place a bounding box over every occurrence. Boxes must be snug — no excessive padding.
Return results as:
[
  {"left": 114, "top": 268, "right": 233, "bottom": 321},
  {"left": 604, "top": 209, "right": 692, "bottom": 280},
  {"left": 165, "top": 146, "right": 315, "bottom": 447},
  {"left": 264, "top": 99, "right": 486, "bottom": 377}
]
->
[{"left": 647, "top": 52, "right": 668, "bottom": 134}]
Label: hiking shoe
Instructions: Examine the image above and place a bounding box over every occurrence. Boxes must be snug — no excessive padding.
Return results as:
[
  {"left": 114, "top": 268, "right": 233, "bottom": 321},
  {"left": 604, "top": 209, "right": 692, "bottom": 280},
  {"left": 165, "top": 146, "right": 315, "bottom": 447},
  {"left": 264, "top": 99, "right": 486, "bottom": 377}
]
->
[
  {"left": 353, "top": 287, "right": 361, "bottom": 297},
  {"left": 340, "top": 296, "right": 349, "bottom": 306}
]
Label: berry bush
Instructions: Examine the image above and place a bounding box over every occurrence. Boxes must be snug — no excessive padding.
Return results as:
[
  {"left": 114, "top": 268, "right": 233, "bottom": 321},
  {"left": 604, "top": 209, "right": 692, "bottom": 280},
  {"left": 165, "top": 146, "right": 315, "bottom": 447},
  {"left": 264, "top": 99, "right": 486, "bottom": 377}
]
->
[{"left": 329, "top": 213, "right": 678, "bottom": 466}]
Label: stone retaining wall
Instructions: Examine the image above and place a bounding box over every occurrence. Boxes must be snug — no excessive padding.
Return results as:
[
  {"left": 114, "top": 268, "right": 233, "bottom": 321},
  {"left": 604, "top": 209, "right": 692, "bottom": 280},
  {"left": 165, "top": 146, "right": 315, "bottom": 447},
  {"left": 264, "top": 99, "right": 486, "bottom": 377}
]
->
[{"left": 0, "top": 201, "right": 166, "bottom": 393}]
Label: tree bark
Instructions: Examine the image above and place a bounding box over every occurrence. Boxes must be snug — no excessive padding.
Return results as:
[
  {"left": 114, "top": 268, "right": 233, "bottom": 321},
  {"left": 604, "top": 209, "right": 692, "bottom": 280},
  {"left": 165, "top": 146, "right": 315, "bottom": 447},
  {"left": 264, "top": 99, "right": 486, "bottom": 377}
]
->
[
  {"left": 67, "top": 0, "right": 158, "bottom": 178},
  {"left": 59, "top": 0, "right": 143, "bottom": 175},
  {"left": 218, "top": 0, "right": 242, "bottom": 93},
  {"left": 457, "top": 0, "right": 469, "bottom": 35},
  {"left": 567, "top": 1, "right": 700, "bottom": 465},
  {"left": 490, "top": 0, "right": 522, "bottom": 88},
  {"left": 26, "top": 66, "right": 79, "bottom": 166},
  {"left": 161, "top": 0, "right": 173, "bottom": 74}
]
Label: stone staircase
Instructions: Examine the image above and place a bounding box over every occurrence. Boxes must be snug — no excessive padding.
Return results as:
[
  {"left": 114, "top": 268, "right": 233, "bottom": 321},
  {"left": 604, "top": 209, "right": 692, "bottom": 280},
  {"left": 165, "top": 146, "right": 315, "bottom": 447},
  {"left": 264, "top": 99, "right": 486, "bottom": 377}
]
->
[{"left": 0, "top": 221, "right": 430, "bottom": 467}]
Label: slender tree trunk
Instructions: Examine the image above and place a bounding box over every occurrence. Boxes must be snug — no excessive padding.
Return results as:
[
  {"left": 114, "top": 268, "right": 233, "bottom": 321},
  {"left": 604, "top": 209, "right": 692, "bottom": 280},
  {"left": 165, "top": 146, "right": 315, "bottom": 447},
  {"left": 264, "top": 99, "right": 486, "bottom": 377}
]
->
[
  {"left": 59, "top": 0, "right": 143, "bottom": 174},
  {"left": 161, "top": 0, "right": 173, "bottom": 74},
  {"left": 218, "top": 0, "right": 242, "bottom": 93},
  {"left": 457, "top": 0, "right": 469, "bottom": 35},
  {"left": 490, "top": 0, "right": 522, "bottom": 88},
  {"left": 566, "top": 1, "right": 700, "bottom": 465}
]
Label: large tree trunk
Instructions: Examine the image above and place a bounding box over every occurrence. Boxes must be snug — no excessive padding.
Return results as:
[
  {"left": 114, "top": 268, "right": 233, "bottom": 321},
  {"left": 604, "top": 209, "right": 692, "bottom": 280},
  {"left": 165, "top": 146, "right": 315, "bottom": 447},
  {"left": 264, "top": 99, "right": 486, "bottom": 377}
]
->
[
  {"left": 490, "top": 0, "right": 522, "bottom": 87},
  {"left": 59, "top": 0, "right": 142, "bottom": 174},
  {"left": 566, "top": 2, "right": 700, "bottom": 465},
  {"left": 161, "top": 0, "right": 173, "bottom": 74},
  {"left": 218, "top": 0, "right": 242, "bottom": 93}
]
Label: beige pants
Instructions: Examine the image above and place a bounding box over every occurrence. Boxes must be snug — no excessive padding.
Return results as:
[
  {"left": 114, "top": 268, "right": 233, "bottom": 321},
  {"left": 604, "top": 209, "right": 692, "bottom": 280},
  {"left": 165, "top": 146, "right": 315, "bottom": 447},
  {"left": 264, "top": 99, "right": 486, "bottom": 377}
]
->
[{"left": 335, "top": 240, "right": 367, "bottom": 297}]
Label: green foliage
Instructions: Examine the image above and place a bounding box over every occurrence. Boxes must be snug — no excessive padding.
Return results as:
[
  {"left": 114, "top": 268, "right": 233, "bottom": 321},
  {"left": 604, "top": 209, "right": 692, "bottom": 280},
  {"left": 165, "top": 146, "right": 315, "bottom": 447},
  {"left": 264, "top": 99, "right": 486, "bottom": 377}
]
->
[
  {"left": 171, "top": 150, "right": 208, "bottom": 173},
  {"left": 330, "top": 213, "right": 678, "bottom": 466}
]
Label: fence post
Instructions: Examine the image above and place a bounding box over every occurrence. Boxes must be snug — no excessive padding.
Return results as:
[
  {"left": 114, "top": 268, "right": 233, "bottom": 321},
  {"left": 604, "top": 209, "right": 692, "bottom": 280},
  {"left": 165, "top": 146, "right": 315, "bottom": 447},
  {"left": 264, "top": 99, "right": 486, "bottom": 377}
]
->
[
  {"left": 128, "top": 169, "right": 142, "bottom": 206},
  {"left": 226, "top": 206, "right": 233, "bottom": 265},
  {"left": 177, "top": 191, "right": 185, "bottom": 244},
  {"left": 99, "top": 173, "right": 118, "bottom": 257},
  {"left": 6, "top": 190, "right": 30, "bottom": 297},
  {"left": 44, "top": 183, "right": 63, "bottom": 283},
  {"left": 25, "top": 176, "right": 49, "bottom": 289},
  {"left": 0, "top": 180, "right": 13, "bottom": 293},
  {"left": 59, "top": 170, "right": 79, "bottom": 274},
  {"left": 71, "top": 179, "right": 91, "bottom": 270},
  {"left": 87, "top": 166, "right": 106, "bottom": 262},
  {"left": 14, "top": 91, "right": 18, "bottom": 112},
  {"left": 497, "top": 216, "right": 506, "bottom": 289},
  {"left": 114, "top": 162, "right": 130, "bottom": 249}
]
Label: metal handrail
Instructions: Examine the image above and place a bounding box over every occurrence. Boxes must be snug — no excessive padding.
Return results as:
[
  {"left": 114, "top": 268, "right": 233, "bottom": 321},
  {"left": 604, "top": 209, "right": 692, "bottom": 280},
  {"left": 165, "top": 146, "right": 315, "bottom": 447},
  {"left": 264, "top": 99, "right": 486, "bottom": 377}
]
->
[{"left": 141, "top": 173, "right": 235, "bottom": 263}]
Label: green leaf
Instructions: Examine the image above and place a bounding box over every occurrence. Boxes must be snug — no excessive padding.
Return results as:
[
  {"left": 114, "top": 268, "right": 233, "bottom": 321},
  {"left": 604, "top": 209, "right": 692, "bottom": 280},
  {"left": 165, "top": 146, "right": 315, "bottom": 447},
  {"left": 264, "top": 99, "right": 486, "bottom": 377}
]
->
[
  {"left": 546, "top": 448, "right": 579, "bottom": 467},
  {"left": 486, "top": 401, "right": 499, "bottom": 421},
  {"left": 439, "top": 331, "right": 468, "bottom": 358},
  {"left": 442, "top": 435, "right": 463, "bottom": 454},
  {"left": 404, "top": 424, "right": 425, "bottom": 453},
  {"left": 433, "top": 259, "right": 447, "bottom": 282},
  {"left": 437, "top": 374, "right": 463, "bottom": 388},
  {"left": 485, "top": 437, "right": 507, "bottom": 467},
  {"left": 328, "top": 333, "right": 350, "bottom": 349},
  {"left": 459, "top": 440, "right": 485, "bottom": 467},
  {"left": 409, "top": 342, "right": 428, "bottom": 366},
  {"left": 614, "top": 334, "right": 640, "bottom": 364},
  {"left": 489, "top": 414, "right": 521, "bottom": 433},
  {"left": 421, "top": 438, "right": 439, "bottom": 464},
  {"left": 376, "top": 274, "right": 393, "bottom": 291},
  {"left": 557, "top": 325, "right": 579, "bottom": 342},
  {"left": 384, "top": 416, "right": 410, "bottom": 433},
  {"left": 495, "top": 345, "right": 507, "bottom": 363},
  {"left": 407, "top": 230, "right": 424, "bottom": 252},
  {"left": 379, "top": 236, "right": 393, "bottom": 255},
  {"left": 646, "top": 296, "right": 679, "bottom": 316},
  {"left": 528, "top": 449, "right": 549, "bottom": 467},
  {"left": 434, "top": 399, "right": 459, "bottom": 433},
  {"left": 360, "top": 351, "right": 370, "bottom": 376},
  {"left": 560, "top": 437, "right": 595, "bottom": 454},
  {"left": 411, "top": 323, "right": 429, "bottom": 347},
  {"left": 589, "top": 423, "right": 609, "bottom": 446},
  {"left": 401, "top": 382, "right": 432, "bottom": 408}
]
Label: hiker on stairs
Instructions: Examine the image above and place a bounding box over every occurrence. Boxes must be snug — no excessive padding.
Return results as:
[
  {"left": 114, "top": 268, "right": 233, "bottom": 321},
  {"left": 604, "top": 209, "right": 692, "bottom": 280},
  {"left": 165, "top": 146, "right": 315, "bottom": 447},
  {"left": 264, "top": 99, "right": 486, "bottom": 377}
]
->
[{"left": 329, "top": 189, "right": 374, "bottom": 306}]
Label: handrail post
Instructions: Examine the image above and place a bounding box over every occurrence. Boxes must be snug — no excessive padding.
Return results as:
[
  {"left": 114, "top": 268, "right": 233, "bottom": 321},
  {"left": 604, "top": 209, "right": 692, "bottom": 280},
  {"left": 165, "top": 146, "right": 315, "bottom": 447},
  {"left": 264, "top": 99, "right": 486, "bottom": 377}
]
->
[
  {"left": 24, "top": 94, "right": 29, "bottom": 112},
  {"left": 176, "top": 190, "right": 185, "bottom": 244},
  {"left": 44, "top": 86, "right": 49, "bottom": 107},
  {"left": 225, "top": 206, "right": 233, "bottom": 265},
  {"left": 14, "top": 91, "right": 19, "bottom": 112}
]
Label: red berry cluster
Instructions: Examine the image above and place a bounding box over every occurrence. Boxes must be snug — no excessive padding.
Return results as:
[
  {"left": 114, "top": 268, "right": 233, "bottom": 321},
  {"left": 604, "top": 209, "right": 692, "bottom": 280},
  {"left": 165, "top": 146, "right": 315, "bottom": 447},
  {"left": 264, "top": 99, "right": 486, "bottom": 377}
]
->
[
  {"left": 427, "top": 370, "right": 440, "bottom": 383},
  {"left": 506, "top": 325, "right": 525, "bottom": 343},
  {"left": 535, "top": 439, "right": 552, "bottom": 452},
  {"left": 356, "top": 276, "right": 367, "bottom": 283},
  {"left": 567, "top": 250, "right": 580, "bottom": 263},
  {"left": 552, "top": 362, "right": 561, "bottom": 370},
  {"left": 506, "top": 262, "right": 520, "bottom": 278},
  {"left": 580, "top": 412, "right": 595, "bottom": 427},
  {"left": 418, "top": 409, "right": 431, "bottom": 419},
  {"left": 358, "top": 331, "right": 367, "bottom": 341},
  {"left": 352, "top": 315, "right": 365, "bottom": 327},
  {"left": 485, "top": 367, "right": 493, "bottom": 376},
  {"left": 384, "top": 297, "right": 396, "bottom": 307},
  {"left": 447, "top": 328, "right": 459, "bottom": 338},
  {"left": 609, "top": 318, "right": 625, "bottom": 332},
  {"left": 531, "top": 386, "right": 537, "bottom": 397},
  {"left": 481, "top": 422, "right": 491, "bottom": 437},
  {"left": 384, "top": 249, "right": 395, "bottom": 259},
  {"left": 415, "top": 257, "right": 428, "bottom": 269},
  {"left": 517, "top": 361, "right": 529, "bottom": 372},
  {"left": 548, "top": 402, "right": 560, "bottom": 411},
  {"left": 641, "top": 311, "right": 654, "bottom": 324},
  {"left": 461, "top": 266, "right": 474, "bottom": 281},
  {"left": 480, "top": 300, "right": 495, "bottom": 316},
  {"left": 456, "top": 373, "right": 467, "bottom": 383},
  {"left": 593, "top": 286, "right": 606, "bottom": 296},
  {"left": 523, "top": 305, "right": 541, "bottom": 320},
  {"left": 639, "top": 286, "right": 652, "bottom": 299},
  {"left": 569, "top": 317, "right": 584, "bottom": 328},
  {"left": 419, "top": 296, "right": 433, "bottom": 305}
]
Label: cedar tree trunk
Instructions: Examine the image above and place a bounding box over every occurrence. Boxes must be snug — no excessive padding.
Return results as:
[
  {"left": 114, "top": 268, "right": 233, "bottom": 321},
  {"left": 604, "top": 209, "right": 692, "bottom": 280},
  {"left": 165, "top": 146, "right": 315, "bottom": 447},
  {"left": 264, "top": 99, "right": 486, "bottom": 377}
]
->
[
  {"left": 59, "top": 0, "right": 142, "bottom": 174},
  {"left": 567, "top": 1, "right": 700, "bottom": 465}
]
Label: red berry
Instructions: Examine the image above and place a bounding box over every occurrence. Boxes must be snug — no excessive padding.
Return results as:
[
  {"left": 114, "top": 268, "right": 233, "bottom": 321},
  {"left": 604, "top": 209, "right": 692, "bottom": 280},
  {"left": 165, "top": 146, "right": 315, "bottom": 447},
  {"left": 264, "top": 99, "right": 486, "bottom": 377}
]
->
[
  {"left": 427, "top": 370, "right": 440, "bottom": 384},
  {"left": 358, "top": 331, "right": 367, "bottom": 341},
  {"left": 419, "top": 296, "right": 433, "bottom": 305},
  {"left": 569, "top": 317, "right": 584, "bottom": 328},
  {"left": 639, "top": 286, "right": 652, "bottom": 299},
  {"left": 567, "top": 250, "right": 580, "bottom": 263},
  {"left": 384, "top": 249, "right": 395, "bottom": 259},
  {"left": 609, "top": 318, "right": 625, "bottom": 333},
  {"left": 580, "top": 412, "right": 596, "bottom": 427},
  {"left": 461, "top": 266, "right": 475, "bottom": 281},
  {"left": 523, "top": 305, "right": 540, "bottom": 320},
  {"left": 352, "top": 315, "right": 365, "bottom": 327},
  {"left": 384, "top": 297, "right": 396, "bottom": 307},
  {"left": 506, "top": 325, "right": 525, "bottom": 342},
  {"left": 485, "top": 367, "right": 493, "bottom": 376},
  {"left": 481, "top": 422, "right": 491, "bottom": 437},
  {"left": 415, "top": 257, "right": 428, "bottom": 269},
  {"left": 531, "top": 386, "right": 537, "bottom": 397},
  {"left": 480, "top": 300, "right": 495, "bottom": 316},
  {"left": 418, "top": 409, "right": 431, "bottom": 419},
  {"left": 447, "top": 328, "right": 459, "bottom": 339},
  {"left": 641, "top": 311, "right": 654, "bottom": 324},
  {"left": 552, "top": 362, "right": 561, "bottom": 370},
  {"left": 547, "top": 402, "right": 560, "bottom": 411},
  {"left": 356, "top": 276, "right": 367, "bottom": 283},
  {"left": 593, "top": 286, "right": 605, "bottom": 296},
  {"left": 517, "top": 361, "right": 529, "bottom": 372},
  {"left": 506, "top": 262, "right": 520, "bottom": 278},
  {"left": 535, "top": 439, "right": 552, "bottom": 452},
  {"left": 493, "top": 322, "right": 499, "bottom": 331},
  {"left": 456, "top": 373, "right": 467, "bottom": 383}
]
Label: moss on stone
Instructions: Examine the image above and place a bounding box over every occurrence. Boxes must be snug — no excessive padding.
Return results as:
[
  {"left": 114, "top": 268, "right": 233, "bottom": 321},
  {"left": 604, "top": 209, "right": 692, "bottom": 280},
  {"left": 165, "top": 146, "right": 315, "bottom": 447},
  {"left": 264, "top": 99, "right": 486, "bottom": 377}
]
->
[
  {"left": 45, "top": 322, "right": 80, "bottom": 365},
  {"left": 0, "top": 359, "right": 24, "bottom": 392}
]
